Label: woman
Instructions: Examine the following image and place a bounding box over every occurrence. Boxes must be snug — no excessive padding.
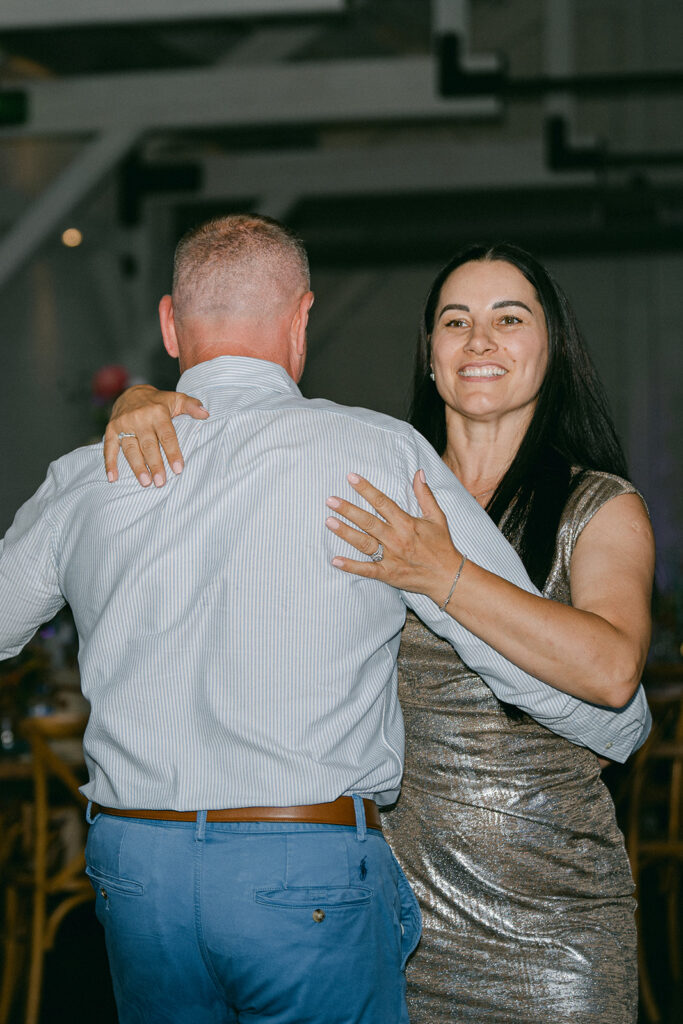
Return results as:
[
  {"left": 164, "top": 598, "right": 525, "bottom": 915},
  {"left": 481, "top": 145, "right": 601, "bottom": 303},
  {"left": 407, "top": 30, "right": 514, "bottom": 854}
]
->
[
  {"left": 106, "top": 243, "right": 654, "bottom": 1023},
  {"left": 322, "top": 244, "right": 654, "bottom": 1024}
]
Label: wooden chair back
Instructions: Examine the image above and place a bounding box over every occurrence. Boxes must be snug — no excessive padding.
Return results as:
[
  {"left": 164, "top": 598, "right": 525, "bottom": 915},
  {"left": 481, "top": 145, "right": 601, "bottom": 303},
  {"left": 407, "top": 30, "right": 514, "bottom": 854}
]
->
[{"left": 0, "top": 713, "right": 93, "bottom": 1024}]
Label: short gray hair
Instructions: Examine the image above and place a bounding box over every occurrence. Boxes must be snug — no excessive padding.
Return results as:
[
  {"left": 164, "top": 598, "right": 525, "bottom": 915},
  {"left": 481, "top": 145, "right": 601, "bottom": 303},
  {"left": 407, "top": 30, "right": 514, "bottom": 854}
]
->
[{"left": 172, "top": 214, "right": 310, "bottom": 323}]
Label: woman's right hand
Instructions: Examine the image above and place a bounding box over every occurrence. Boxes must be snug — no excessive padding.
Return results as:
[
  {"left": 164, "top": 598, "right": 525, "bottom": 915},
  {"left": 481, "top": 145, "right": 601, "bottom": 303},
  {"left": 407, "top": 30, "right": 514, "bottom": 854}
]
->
[{"left": 103, "top": 385, "right": 209, "bottom": 486}]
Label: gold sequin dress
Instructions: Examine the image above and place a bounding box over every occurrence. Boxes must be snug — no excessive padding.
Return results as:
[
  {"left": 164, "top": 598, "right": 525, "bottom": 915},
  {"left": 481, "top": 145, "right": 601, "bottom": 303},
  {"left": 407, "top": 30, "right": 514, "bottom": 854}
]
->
[{"left": 382, "top": 471, "right": 639, "bottom": 1024}]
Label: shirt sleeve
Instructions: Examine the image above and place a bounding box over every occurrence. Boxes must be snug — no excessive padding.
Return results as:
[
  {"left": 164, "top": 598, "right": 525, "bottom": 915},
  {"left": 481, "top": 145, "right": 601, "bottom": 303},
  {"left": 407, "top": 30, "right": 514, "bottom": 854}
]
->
[
  {"left": 397, "top": 430, "right": 650, "bottom": 763},
  {"left": 0, "top": 466, "right": 66, "bottom": 659}
]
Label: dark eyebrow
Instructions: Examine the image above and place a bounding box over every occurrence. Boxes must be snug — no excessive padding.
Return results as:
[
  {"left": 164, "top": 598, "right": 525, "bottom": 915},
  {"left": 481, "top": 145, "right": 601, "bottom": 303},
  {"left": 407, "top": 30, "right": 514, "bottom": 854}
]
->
[
  {"left": 437, "top": 300, "right": 534, "bottom": 319},
  {"left": 492, "top": 300, "right": 533, "bottom": 314},
  {"left": 437, "top": 303, "right": 469, "bottom": 318}
]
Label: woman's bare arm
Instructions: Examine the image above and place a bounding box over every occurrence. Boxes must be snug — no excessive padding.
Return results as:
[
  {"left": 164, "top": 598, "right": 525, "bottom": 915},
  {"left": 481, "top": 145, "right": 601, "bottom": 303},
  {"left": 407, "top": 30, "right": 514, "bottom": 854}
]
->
[{"left": 326, "top": 471, "right": 654, "bottom": 709}]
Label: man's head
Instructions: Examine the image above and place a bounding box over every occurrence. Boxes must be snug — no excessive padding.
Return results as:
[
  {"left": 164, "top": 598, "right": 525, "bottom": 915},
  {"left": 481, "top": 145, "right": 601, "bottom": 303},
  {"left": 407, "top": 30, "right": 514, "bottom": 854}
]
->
[{"left": 159, "top": 214, "right": 314, "bottom": 381}]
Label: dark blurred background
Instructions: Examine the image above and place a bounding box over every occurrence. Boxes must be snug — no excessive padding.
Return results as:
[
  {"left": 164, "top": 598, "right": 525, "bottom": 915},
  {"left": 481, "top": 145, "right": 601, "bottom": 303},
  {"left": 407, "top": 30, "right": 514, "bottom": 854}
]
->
[{"left": 0, "top": 2, "right": 681, "bottom": 1021}]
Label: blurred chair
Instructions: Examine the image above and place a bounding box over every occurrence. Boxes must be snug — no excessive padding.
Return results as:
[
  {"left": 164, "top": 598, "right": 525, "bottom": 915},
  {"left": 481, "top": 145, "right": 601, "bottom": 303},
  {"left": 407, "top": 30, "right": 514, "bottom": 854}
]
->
[
  {"left": 627, "top": 679, "right": 683, "bottom": 1023},
  {"left": 0, "top": 713, "right": 93, "bottom": 1024}
]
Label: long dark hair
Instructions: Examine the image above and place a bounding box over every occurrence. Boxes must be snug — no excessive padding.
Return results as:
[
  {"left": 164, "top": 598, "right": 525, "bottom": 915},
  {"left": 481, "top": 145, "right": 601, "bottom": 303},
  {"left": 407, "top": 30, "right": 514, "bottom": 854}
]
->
[{"left": 410, "top": 242, "right": 629, "bottom": 590}]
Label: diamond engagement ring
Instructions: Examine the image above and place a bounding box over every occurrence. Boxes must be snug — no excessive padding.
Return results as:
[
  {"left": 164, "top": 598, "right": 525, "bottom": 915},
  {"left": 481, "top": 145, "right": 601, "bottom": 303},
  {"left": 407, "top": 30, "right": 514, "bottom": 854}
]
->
[
  {"left": 117, "top": 432, "right": 137, "bottom": 439},
  {"left": 370, "top": 543, "right": 384, "bottom": 563}
]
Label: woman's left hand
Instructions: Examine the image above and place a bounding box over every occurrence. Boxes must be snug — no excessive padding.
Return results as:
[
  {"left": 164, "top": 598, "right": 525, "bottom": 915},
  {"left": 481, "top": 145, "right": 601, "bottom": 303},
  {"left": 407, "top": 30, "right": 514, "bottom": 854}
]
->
[{"left": 325, "top": 470, "right": 463, "bottom": 607}]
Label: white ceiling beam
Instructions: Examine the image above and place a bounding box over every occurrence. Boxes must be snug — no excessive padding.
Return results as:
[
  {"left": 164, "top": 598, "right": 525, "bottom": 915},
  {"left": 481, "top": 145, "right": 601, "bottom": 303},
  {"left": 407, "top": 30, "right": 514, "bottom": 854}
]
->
[
  {"left": 189, "top": 139, "right": 597, "bottom": 202},
  {"left": 223, "top": 25, "right": 324, "bottom": 64},
  {"left": 0, "top": 128, "right": 139, "bottom": 291},
  {"left": 0, "top": 0, "right": 346, "bottom": 30},
  {"left": 0, "top": 58, "right": 499, "bottom": 137}
]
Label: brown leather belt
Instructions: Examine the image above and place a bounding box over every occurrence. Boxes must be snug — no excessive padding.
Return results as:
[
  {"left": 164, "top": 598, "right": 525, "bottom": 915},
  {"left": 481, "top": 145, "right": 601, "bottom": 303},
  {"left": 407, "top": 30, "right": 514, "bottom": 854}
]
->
[{"left": 94, "top": 796, "right": 381, "bottom": 831}]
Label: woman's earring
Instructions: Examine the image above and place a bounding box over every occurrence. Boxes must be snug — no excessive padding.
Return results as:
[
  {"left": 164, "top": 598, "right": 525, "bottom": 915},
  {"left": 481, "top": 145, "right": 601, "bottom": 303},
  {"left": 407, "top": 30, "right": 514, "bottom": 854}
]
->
[{"left": 429, "top": 371, "right": 435, "bottom": 381}]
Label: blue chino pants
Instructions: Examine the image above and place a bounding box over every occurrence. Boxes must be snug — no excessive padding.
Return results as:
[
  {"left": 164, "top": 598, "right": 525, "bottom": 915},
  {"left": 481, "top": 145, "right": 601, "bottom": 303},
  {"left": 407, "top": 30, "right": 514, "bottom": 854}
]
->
[{"left": 84, "top": 802, "right": 421, "bottom": 1023}]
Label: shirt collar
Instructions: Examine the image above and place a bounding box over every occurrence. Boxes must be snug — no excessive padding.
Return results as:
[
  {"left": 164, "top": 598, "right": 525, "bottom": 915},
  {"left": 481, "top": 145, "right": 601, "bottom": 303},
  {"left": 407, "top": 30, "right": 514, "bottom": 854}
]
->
[{"left": 177, "top": 355, "right": 302, "bottom": 400}]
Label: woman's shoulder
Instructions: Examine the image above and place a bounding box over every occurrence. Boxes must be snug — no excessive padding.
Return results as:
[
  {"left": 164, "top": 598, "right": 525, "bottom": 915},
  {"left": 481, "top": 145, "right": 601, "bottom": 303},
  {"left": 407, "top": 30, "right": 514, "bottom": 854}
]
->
[
  {"left": 561, "top": 468, "right": 648, "bottom": 547},
  {"left": 569, "top": 467, "right": 640, "bottom": 505},
  {"left": 545, "top": 470, "right": 647, "bottom": 596}
]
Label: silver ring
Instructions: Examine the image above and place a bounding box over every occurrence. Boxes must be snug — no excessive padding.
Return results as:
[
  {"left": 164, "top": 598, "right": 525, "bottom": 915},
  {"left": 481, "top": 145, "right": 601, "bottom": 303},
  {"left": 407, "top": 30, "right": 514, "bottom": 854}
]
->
[
  {"left": 117, "top": 432, "right": 137, "bottom": 440},
  {"left": 370, "top": 542, "right": 384, "bottom": 563}
]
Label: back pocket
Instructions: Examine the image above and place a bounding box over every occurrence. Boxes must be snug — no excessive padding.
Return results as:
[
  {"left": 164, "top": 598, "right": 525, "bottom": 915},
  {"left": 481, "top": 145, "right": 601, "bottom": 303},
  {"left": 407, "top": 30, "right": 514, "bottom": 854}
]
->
[
  {"left": 85, "top": 865, "right": 145, "bottom": 897},
  {"left": 254, "top": 885, "right": 371, "bottom": 910}
]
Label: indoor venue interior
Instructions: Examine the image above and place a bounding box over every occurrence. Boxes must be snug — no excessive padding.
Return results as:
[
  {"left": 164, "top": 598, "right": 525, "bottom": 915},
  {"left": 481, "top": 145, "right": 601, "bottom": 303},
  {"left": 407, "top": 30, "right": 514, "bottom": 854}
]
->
[{"left": 0, "top": 2, "right": 681, "bottom": 1022}]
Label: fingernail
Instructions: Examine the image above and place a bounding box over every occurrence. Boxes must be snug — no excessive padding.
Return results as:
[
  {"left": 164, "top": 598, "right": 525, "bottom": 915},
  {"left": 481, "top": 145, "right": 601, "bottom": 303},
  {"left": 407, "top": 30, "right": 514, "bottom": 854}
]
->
[
  {"left": 331, "top": 558, "right": 344, "bottom": 567},
  {"left": 107, "top": 472, "right": 115, "bottom": 483},
  {"left": 140, "top": 473, "right": 152, "bottom": 486},
  {"left": 326, "top": 497, "right": 340, "bottom": 508},
  {"left": 418, "top": 469, "right": 426, "bottom": 483},
  {"left": 153, "top": 474, "right": 165, "bottom": 488},
  {"left": 172, "top": 461, "right": 183, "bottom": 475},
  {"left": 347, "top": 473, "right": 360, "bottom": 484},
  {"left": 326, "top": 517, "right": 340, "bottom": 530}
]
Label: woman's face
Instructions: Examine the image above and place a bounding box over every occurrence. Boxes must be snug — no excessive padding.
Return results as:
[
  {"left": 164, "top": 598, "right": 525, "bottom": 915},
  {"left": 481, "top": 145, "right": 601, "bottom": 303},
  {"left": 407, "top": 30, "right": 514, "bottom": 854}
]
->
[{"left": 429, "top": 259, "right": 549, "bottom": 428}]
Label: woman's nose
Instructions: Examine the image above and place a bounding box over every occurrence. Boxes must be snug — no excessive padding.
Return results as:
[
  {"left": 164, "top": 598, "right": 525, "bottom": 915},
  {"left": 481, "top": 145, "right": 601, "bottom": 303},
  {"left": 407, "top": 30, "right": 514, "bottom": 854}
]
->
[{"left": 464, "top": 324, "right": 497, "bottom": 353}]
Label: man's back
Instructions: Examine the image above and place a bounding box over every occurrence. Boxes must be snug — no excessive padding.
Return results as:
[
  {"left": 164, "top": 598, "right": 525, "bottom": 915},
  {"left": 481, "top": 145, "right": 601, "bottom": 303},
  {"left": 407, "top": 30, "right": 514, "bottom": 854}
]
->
[{"left": 23, "top": 357, "right": 433, "bottom": 810}]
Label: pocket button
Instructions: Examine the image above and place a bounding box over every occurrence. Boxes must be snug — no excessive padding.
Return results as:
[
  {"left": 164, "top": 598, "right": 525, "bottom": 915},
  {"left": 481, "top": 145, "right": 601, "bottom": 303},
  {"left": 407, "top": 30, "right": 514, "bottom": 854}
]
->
[
  {"left": 312, "top": 908, "right": 325, "bottom": 923},
  {"left": 100, "top": 888, "right": 108, "bottom": 900}
]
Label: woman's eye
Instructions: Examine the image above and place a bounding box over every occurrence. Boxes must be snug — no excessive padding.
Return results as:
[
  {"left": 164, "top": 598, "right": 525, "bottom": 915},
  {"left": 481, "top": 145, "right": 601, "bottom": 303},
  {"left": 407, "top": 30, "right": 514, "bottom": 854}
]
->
[
  {"left": 444, "top": 318, "right": 468, "bottom": 328},
  {"left": 499, "top": 314, "right": 521, "bottom": 325}
]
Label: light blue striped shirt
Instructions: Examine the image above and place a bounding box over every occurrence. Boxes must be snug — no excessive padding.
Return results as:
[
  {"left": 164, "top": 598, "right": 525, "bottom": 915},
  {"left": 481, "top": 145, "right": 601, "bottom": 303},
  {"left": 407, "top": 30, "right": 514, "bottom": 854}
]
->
[{"left": 0, "top": 357, "right": 650, "bottom": 808}]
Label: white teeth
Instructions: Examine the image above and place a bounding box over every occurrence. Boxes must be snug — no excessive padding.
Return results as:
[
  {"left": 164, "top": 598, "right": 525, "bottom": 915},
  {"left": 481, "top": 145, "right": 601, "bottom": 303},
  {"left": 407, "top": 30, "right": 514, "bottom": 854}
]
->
[{"left": 458, "top": 366, "right": 507, "bottom": 378}]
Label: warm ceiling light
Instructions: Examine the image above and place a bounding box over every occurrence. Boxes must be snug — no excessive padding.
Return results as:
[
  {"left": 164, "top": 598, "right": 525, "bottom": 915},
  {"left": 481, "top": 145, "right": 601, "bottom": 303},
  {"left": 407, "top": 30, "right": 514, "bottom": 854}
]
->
[{"left": 61, "top": 228, "right": 83, "bottom": 247}]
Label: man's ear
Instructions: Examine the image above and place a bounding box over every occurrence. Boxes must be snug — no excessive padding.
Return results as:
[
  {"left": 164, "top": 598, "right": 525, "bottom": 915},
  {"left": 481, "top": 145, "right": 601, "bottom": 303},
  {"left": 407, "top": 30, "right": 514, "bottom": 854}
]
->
[
  {"left": 292, "top": 290, "right": 314, "bottom": 354},
  {"left": 159, "top": 295, "right": 180, "bottom": 359},
  {"left": 288, "top": 290, "right": 314, "bottom": 382}
]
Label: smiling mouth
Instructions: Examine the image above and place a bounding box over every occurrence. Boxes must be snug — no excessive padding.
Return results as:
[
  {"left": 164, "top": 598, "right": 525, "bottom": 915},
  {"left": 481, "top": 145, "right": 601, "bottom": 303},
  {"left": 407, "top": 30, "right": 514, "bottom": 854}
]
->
[{"left": 458, "top": 366, "right": 507, "bottom": 379}]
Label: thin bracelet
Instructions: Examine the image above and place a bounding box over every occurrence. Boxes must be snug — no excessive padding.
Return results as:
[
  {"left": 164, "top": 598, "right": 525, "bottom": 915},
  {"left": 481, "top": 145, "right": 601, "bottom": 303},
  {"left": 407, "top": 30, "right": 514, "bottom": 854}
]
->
[{"left": 439, "top": 554, "right": 467, "bottom": 612}]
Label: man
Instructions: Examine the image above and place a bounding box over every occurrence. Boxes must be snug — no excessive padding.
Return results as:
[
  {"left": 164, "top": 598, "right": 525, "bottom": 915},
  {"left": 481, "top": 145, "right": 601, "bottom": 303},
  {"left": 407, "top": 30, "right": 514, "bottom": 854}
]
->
[{"left": 0, "top": 215, "right": 649, "bottom": 1024}]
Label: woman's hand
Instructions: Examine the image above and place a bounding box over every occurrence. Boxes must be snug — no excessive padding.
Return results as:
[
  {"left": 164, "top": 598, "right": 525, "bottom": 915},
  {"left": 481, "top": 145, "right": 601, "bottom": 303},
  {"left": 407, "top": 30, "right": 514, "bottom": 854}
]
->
[
  {"left": 325, "top": 470, "right": 463, "bottom": 608},
  {"left": 103, "top": 386, "right": 208, "bottom": 486},
  {"left": 328, "top": 473, "right": 654, "bottom": 709}
]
